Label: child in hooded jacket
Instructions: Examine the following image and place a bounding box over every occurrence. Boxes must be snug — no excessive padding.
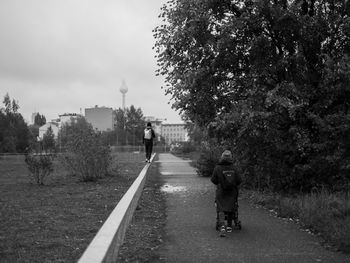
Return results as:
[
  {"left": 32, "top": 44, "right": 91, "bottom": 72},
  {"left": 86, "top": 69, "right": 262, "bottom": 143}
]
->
[{"left": 211, "top": 150, "right": 242, "bottom": 237}]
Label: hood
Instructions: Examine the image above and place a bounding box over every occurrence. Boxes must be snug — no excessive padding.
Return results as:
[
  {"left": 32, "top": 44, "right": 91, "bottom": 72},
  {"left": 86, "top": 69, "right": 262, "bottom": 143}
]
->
[{"left": 218, "top": 156, "right": 233, "bottom": 165}]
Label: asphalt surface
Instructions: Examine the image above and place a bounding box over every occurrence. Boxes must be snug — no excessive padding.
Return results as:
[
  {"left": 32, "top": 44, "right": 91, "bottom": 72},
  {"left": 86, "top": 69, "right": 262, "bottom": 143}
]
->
[{"left": 156, "top": 153, "right": 350, "bottom": 263}]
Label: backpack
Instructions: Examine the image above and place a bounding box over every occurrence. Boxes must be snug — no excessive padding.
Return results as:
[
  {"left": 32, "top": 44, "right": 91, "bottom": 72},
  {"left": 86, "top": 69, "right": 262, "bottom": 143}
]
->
[
  {"left": 144, "top": 128, "right": 152, "bottom": 140},
  {"left": 221, "top": 170, "right": 236, "bottom": 191}
]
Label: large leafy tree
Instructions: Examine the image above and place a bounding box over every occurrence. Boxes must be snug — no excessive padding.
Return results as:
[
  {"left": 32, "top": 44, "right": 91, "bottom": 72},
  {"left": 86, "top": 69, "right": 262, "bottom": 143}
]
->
[
  {"left": 114, "top": 105, "right": 146, "bottom": 145},
  {"left": 42, "top": 126, "right": 56, "bottom": 152},
  {"left": 126, "top": 105, "right": 146, "bottom": 145},
  {"left": 0, "top": 93, "right": 30, "bottom": 153},
  {"left": 34, "top": 113, "right": 46, "bottom": 126},
  {"left": 28, "top": 113, "right": 46, "bottom": 143},
  {"left": 114, "top": 108, "right": 127, "bottom": 145},
  {"left": 155, "top": 0, "right": 350, "bottom": 192}
]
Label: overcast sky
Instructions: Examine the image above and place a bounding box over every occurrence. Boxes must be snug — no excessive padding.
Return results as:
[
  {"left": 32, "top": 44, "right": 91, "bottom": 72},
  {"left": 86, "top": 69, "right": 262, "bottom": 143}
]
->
[{"left": 0, "top": 0, "right": 182, "bottom": 124}]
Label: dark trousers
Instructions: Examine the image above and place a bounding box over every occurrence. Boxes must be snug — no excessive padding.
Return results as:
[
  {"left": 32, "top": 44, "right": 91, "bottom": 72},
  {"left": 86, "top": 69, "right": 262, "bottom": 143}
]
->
[
  {"left": 218, "top": 212, "right": 233, "bottom": 228},
  {"left": 144, "top": 140, "right": 153, "bottom": 160},
  {"left": 217, "top": 202, "right": 239, "bottom": 228}
]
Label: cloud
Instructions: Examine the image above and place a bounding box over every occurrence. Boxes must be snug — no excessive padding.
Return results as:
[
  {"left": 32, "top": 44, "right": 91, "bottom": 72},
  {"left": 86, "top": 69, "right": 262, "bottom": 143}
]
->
[
  {"left": 0, "top": 0, "right": 182, "bottom": 123},
  {"left": 0, "top": 0, "right": 160, "bottom": 84}
]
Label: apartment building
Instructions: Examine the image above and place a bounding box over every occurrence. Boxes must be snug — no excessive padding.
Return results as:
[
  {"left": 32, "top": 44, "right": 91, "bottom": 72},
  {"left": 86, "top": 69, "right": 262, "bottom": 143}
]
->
[
  {"left": 85, "top": 106, "right": 114, "bottom": 131},
  {"left": 161, "top": 123, "right": 189, "bottom": 144},
  {"left": 38, "top": 113, "right": 82, "bottom": 139},
  {"left": 144, "top": 116, "right": 164, "bottom": 142},
  {"left": 58, "top": 113, "right": 82, "bottom": 127},
  {"left": 38, "top": 122, "right": 59, "bottom": 139}
]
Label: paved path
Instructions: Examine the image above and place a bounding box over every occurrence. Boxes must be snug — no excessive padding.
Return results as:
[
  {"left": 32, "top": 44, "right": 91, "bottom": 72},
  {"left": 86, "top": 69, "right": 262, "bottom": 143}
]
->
[{"left": 156, "top": 153, "right": 350, "bottom": 263}]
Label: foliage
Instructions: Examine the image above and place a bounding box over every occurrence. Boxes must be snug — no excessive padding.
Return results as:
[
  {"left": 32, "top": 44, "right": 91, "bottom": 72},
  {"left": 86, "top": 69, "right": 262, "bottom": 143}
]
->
[
  {"left": 34, "top": 113, "right": 46, "bottom": 126},
  {"left": 155, "top": 0, "right": 350, "bottom": 192},
  {"left": 25, "top": 154, "right": 54, "bottom": 185},
  {"left": 248, "top": 189, "right": 350, "bottom": 253},
  {"left": 114, "top": 105, "right": 146, "bottom": 145},
  {"left": 42, "top": 126, "right": 56, "bottom": 152},
  {"left": 28, "top": 124, "right": 40, "bottom": 140},
  {"left": 196, "top": 141, "right": 224, "bottom": 177},
  {"left": 171, "top": 141, "right": 197, "bottom": 155},
  {"left": 100, "top": 130, "right": 116, "bottom": 146},
  {"left": 186, "top": 122, "right": 207, "bottom": 146},
  {"left": 0, "top": 93, "right": 30, "bottom": 153},
  {"left": 179, "top": 141, "right": 197, "bottom": 154},
  {"left": 58, "top": 117, "right": 112, "bottom": 182}
]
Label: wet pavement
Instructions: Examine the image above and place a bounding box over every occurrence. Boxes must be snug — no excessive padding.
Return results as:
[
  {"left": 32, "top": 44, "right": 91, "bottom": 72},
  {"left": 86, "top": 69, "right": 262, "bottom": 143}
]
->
[{"left": 156, "top": 153, "right": 350, "bottom": 263}]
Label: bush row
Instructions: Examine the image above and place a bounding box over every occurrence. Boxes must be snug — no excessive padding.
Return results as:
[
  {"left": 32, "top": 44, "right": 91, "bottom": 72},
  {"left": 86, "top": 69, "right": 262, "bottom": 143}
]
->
[{"left": 25, "top": 117, "right": 115, "bottom": 185}]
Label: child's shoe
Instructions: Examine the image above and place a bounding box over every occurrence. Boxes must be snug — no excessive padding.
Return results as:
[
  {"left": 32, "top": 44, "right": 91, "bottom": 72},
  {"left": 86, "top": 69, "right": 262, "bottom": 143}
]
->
[
  {"left": 219, "top": 226, "right": 226, "bottom": 237},
  {"left": 226, "top": 226, "right": 233, "bottom": 233}
]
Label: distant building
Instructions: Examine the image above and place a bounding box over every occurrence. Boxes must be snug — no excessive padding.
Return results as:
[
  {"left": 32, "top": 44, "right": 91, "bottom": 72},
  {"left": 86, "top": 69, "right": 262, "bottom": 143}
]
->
[
  {"left": 58, "top": 113, "right": 82, "bottom": 128},
  {"left": 85, "top": 106, "right": 114, "bottom": 131},
  {"left": 161, "top": 123, "right": 189, "bottom": 144},
  {"left": 38, "top": 122, "right": 59, "bottom": 139},
  {"left": 144, "top": 116, "right": 165, "bottom": 141},
  {"left": 38, "top": 113, "right": 82, "bottom": 140},
  {"left": 31, "top": 112, "right": 39, "bottom": 124}
]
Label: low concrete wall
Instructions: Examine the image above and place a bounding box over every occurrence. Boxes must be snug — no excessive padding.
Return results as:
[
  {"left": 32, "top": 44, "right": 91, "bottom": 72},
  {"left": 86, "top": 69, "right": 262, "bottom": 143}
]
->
[{"left": 78, "top": 153, "right": 156, "bottom": 263}]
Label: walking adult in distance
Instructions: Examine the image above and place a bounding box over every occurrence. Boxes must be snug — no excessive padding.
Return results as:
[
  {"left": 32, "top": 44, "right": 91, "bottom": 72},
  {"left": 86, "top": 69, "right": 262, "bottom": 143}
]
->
[{"left": 142, "top": 122, "right": 156, "bottom": 162}]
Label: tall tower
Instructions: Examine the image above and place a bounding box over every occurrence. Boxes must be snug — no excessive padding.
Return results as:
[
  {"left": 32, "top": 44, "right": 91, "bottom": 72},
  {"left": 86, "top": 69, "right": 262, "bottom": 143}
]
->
[{"left": 119, "top": 80, "right": 128, "bottom": 111}]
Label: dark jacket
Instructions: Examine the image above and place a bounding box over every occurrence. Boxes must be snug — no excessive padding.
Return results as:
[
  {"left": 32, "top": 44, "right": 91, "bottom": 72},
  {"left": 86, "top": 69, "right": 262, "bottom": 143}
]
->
[
  {"left": 142, "top": 127, "right": 156, "bottom": 144},
  {"left": 211, "top": 158, "right": 242, "bottom": 212}
]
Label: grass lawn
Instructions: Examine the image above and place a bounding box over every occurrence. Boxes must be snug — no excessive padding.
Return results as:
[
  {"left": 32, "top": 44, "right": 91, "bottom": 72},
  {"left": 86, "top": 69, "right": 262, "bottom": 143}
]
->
[
  {"left": 0, "top": 152, "right": 146, "bottom": 263},
  {"left": 245, "top": 189, "right": 350, "bottom": 253}
]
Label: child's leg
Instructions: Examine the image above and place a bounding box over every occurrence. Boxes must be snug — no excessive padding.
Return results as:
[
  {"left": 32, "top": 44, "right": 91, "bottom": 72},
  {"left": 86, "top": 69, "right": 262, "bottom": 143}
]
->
[
  {"left": 217, "top": 210, "right": 227, "bottom": 237},
  {"left": 226, "top": 212, "right": 233, "bottom": 228},
  {"left": 233, "top": 201, "right": 239, "bottom": 224},
  {"left": 215, "top": 211, "right": 219, "bottom": 230},
  {"left": 217, "top": 211, "right": 226, "bottom": 228},
  {"left": 145, "top": 141, "right": 152, "bottom": 160}
]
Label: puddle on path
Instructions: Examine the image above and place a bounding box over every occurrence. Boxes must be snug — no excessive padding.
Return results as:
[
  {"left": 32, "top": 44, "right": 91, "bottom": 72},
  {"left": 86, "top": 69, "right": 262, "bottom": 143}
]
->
[{"left": 160, "top": 184, "right": 187, "bottom": 193}]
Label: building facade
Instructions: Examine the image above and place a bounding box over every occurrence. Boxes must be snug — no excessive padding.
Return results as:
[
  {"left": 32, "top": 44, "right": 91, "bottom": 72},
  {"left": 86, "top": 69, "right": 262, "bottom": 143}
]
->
[
  {"left": 144, "top": 116, "right": 189, "bottom": 145},
  {"left": 38, "top": 122, "right": 59, "bottom": 139},
  {"left": 161, "top": 123, "right": 189, "bottom": 144},
  {"left": 144, "top": 116, "right": 165, "bottom": 142},
  {"left": 58, "top": 113, "right": 82, "bottom": 128},
  {"left": 85, "top": 106, "right": 114, "bottom": 132}
]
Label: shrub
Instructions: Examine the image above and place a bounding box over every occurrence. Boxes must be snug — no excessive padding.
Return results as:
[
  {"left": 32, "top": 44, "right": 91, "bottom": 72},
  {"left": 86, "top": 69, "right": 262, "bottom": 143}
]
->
[
  {"left": 196, "top": 142, "right": 223, "bottom": 177},
  {"left": 180, "top": 142, "right": 197, "bottom": 154},
  {"left": 60, "top": 146, "right": 111, "bottom": 182},
  {"left": 25, "top": 154, "right": 54, "bottom": 185},
  {"left": 58, "top": 118, "right": 112, "bottom": 182},
  {"left": 171, "top": 142, "right": 197, "bottom": 155}
]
